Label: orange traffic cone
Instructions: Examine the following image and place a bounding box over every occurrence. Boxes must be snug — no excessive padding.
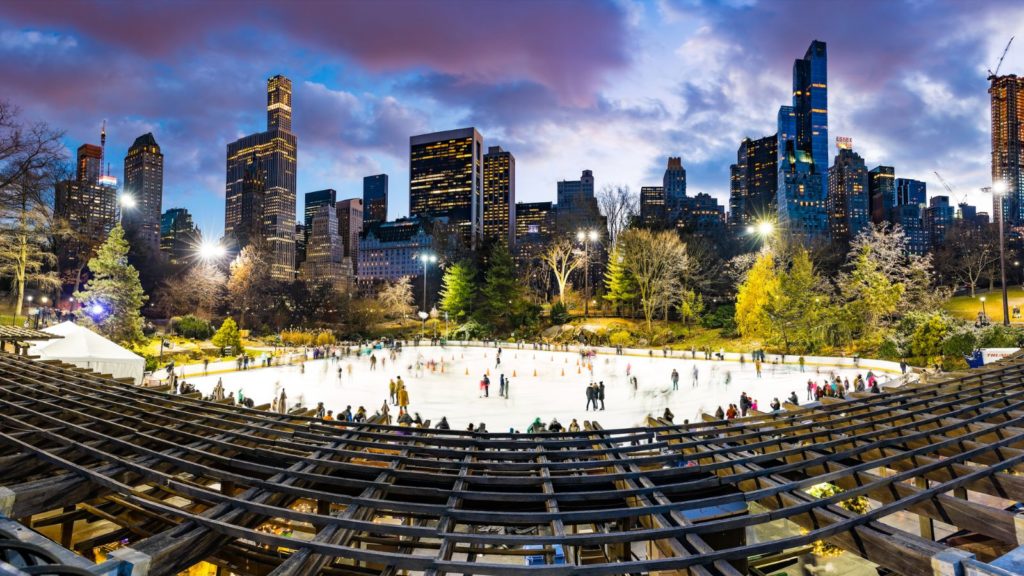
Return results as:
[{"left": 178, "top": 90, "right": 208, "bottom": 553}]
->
[
  {"left": 465, "top": 368, "right": 469, "bottom": 375},
  {"left": 486, "top": 368, "right": 490, "bottom": 376},
  {"left": 535, "top": 369, "right": 539, "bottom": 377},
  {"left": 561, "top": 368, "right": 564, "bottom": 376},
  {"left": 577, "top": 366, "right": 581, "bottom": 374},
  {"left": 513, "top": 370, "right": 517, "bottom": 377}
]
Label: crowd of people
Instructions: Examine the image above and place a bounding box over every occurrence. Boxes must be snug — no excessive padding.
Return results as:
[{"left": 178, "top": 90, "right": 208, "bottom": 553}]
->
[{"left": 166, "top": 338, "right": 899, "bottom": 435}]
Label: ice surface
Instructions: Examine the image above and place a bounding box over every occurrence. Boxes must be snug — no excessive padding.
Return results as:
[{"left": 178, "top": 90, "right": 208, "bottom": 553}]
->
[{"left": 187, "top": 346, "right": 884, "bottom": 432}]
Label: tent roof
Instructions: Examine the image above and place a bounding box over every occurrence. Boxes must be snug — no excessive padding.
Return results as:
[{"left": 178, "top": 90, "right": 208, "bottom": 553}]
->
[{"left": 31, "top": 322, "right": 143, "bottom": 362}]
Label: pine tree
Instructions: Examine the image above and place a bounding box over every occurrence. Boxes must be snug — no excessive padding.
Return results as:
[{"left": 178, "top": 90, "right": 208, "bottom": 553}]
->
[
  {"left": 439, "top": 260, "right": 476, "bottom": 322},
  {"left": 211, "top": 317, "right": 243, "bottom": 356},
  {"left": 477, "top": 244, "right": 524, "bottom": 332},
  {"left": 74, "top": 225, "right": 148, "bottom": 345},
  {"left": 603, "top": 244, "right": 638, "bottom": 317},
  {"left": 764, "top": 247, "right": 826, "bottom": 352}
]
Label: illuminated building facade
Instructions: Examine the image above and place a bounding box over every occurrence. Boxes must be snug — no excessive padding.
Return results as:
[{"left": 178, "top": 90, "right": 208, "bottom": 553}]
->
[
  {"left": 640, "top": 186, "right": 665, "bottom": 228},
  {"left": 357, "top": 216, "right": 440, "bottom": 282},
  {"left": 926, "top": 195, "right": 954, "bottom": 248},
  {"left": 777, "top": 40, "right": 829, "bottom": 243},
  {"left": 680, "top": 192, "right": 726, "bottom": 238},
  {"left": 225, "top": 75, "right": 297, "bottom": 280},
  {"left": 663, "top": 157, "right": 687, "bottom": 217},
  {"left": 989, "top": 74, "right": 1024, "bottom": 224},
  {"left": 300, "top": 204, "right": 352, "bottom": 292},
  {"left": 336, "top": 198, "right": 363, "bottom": 272},
  {"left": 728, "top": 135, "right": 777, "bottom": 228},
  {"left": 76, "top": 144, "right": 102, "bottom": 184},
  {"left": 483, "top": 146, "right": 516, "bottom": 246},
  {"left": 893, "top": 178, "right": 929, "bottom": 254},
  {"left": 362, "top": 174, "right": 388, "bottom": 227},
  {"left": 868, "top": 165, "right": 895, "bottom": 224},
  {"left": 827, "top": 138, "right": 869, "bottom": 246},
  {"left": 300, "top": 189, "right": 336, "bottom": 264},
  {"left": 409, "top": 128, "right": 483, "bottom": 248},
  {"left": 122, "top": 133, "right": 163, "bottom": 252},
  {"left": 55, "top": 179, "right": 117, "bottom": 274},
  {"left": 514, "top": 201, "right": 553, "bottom": 262},
  {"left": 159, "top": 208, "right": 198, "bottom": 264}
]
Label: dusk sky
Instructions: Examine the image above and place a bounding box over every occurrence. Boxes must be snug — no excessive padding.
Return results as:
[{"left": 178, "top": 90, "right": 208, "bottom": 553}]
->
[{"left": 2, "top": 0, "right": 1022, "bottom": 237}]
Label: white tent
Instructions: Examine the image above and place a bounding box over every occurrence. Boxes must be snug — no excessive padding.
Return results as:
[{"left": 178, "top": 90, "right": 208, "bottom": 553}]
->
[{"left": 29, "top": 321, "right": 146, "bottom": 385}]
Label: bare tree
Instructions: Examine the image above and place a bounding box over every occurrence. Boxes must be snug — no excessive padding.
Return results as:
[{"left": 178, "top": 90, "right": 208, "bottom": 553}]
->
[
  {"left": 617, "top": 228, "right": 688, "bottom": 334},
  {"left": 377, "top": 276, "right": 415, "bottom": 319},
  {"left": 936, "top": 222, "right": 998, "bottom": 297},
  {"left": 156, "top": 263, "right": 226, "bottom": 319},
  {"left": 0, "top": 102, "right": 66, "bottom": 316},
  {"left": 597, "top": 184, "right": 638, "bottom": 245},
  {"left": 540, "top": 239, "right": 583, "bottom": 303}
]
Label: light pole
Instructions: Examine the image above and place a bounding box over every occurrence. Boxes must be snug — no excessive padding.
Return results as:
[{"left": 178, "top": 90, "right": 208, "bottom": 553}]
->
[
  {"left": 986, "top": 182, "right": 1010, "bottom": 326},
  {"left": 981, "top": 296, "right": 988, "bottom": 321},
  {"left": 576, "top": 229, "right": 599, "bottom": 317},
  {"left": 746, "top": 220, "right": 775, "bottom": 251},
  {"left": 118, "top": 193, "right": 136, "bottom": 225},
  {"left": 417, "top": 253, "right": 437, "bottom": 314}
]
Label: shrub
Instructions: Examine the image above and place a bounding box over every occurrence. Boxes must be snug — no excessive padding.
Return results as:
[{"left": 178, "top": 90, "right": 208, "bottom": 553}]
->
[
  {"left": 978, "top": 324, "right": 1024, "bottom": 348},
  {"left": 609, "top": 330, "right": 634, "bottom": 347},
  {"left": 909, "top": 312, "right": 953, "bottom": 358},
  {"left": 941, "top": 329, "right": 977, "bottom": 358},
  {"left": 172, "top": 314, "right": 214, "bottom": 340},
  {"left": 549, "top": 301, "right": 570, "bottom": 325}
]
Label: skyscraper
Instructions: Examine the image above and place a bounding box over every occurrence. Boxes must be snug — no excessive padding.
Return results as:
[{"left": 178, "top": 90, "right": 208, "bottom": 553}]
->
[
  {"left": 728, "top": 135, "right": 777, "bottom": 227},
  {"left": 868, "top": 166, "right": 895, "bottom": 224},
  {"left": 483, "top": 146, "right": 516, "bottom": 246},
  {"left": 300, "top": 204, "right": 352, "bottom": 292},
  {"left": 776, "top": 40, "right": 829, "bottom": 242},
  {"left": 409, "top": 128, "right": 484, "bottom": 248},
  {"left": 76, "top": 144, "right": 102, "bottom": 185},
  {"left": 894, "top": 178, "right": 929, "bottom": 254},
  {"left": 663, "top": 156, "right": 687, "bottom": 215},
  {"left": 827, "top": 138, "right": 870, "bottom": 246},
  {"left": 895, "top": 178, "right": 926, "bottom": 207},
  {"left": 926, "top": 195, "right": 954, "bottom": 249},
  {"left": 989, "top": 74, "right": 1024, "bottom": 224},
  {"left": 299, "top": 189, "right": 336, "bottom": 265},
  {"left": 514, "top": 201, "right": 554, "bottom": 263},
  {"left": 640, "top": 186, "right": 665, "bottom": 228},
  {"left": 225, "top": 75, "right": 297, "bottom": 280},
  {"left": 793, "top": 40, "right": 829, "bottom": 193},
  {"left": 362, "top": 174, "right": 388, "bottom": 227},
  {"left": 160, "top": 208, "right": 198, "bottom": 264},
  {"left": 123, "top": 133, "right": 163, "bottom": 252},
  {"left": 336, "top": 198, "right": 363, "bottom": 266}
]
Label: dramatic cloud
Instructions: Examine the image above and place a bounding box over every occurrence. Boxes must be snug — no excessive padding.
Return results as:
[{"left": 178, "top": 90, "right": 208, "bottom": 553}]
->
[{"left": 0, "top": 0, "right": 1018, "bottom": 231}]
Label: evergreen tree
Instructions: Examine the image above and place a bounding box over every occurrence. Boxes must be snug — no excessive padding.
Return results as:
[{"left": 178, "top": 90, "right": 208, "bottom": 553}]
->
[
  {"left": 211, "top": 317, "right": 243, "bottom": 356},
  {"left": 477, "top": 243, "right": 526, "bottom": 332},
  {"left": 74, "top": 225, "right": 148, "bottom": 345},
  {"left": 734, "top": 250, "right": 777, "bottom": 340},
  {"left": 439, "top": 260, "right": 476, "bottom": 322},
  {"left": 603, "top": 244, "right": 638, "bottom": 316}
]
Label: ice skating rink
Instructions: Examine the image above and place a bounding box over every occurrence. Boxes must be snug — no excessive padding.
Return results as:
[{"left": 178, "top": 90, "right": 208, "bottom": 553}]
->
[{"left": 188, "top": 346, "right": 883, "bottom": 432}]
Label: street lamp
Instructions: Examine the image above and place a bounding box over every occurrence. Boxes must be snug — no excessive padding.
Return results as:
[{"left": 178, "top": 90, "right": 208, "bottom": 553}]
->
[
  {"left": 980, "top": 295, "right": 988, "bottom": 320},
  {"left": 985, "top": 181, "right": 1010, "bottom": 326},
  {"left": 417, "top": 253, "right": 437, "bottom": 315},
  {"left": 576, "top": 229, "right": 599, "bottom": 318},
  {"left": 747, "top": 219, "right": 776, "bottom": 250},
  {"left": 418, "top": 310, "right": 428, "bottom": 339},
  {"left": 118, "top": 193, "right": 136, "bottom": 225},
  {"left": 198, "top": 240, "right": 227, "bottom": 261}
]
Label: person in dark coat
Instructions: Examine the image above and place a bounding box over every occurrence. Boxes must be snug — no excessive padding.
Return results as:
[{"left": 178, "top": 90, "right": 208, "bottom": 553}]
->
[
  {"left": 585, "top": 383, "right": 596, "bottom": 411},
  {"left": 598, "top": 381, "right": 606, "bottom": 411}
]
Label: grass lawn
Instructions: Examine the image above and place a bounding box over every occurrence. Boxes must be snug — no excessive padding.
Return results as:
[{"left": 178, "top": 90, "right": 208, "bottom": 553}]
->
[{"left": 944, "top": 287, "right": 1024, "bottom": 325}]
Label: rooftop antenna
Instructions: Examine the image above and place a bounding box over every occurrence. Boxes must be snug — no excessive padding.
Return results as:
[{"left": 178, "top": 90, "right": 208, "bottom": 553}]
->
[{"left": 100, "top": 120, "right": 107, "bottom": 174}]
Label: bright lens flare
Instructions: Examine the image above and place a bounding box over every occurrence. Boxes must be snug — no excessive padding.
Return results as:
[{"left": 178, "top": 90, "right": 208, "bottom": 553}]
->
[{"left": 198, "top": 241, "right": 227, "bottom": 260}]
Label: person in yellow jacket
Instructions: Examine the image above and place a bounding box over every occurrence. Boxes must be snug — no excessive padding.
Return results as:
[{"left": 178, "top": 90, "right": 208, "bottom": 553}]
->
[
  {"left": 388, "top": 378, "right": 397, "bottom": 404},
  {"left": 397, "top": 384, "right": 410, "bottom": 413}
]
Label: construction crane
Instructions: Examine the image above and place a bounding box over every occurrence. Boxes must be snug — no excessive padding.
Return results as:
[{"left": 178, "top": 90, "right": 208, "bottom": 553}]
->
[
  {"left": 988, "top": 36, "right": 1015, "bottom": 78},
  {"left": 934, "top": 171, "right": 969, "bottom": 206}
]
